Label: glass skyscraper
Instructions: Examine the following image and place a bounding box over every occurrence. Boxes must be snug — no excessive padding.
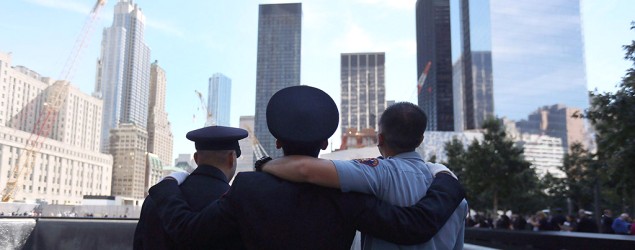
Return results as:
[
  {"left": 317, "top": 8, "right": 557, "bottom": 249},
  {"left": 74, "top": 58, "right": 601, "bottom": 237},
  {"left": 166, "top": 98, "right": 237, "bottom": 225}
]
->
[
  {"left": 489, "top": 0, "right": 588, "bottom": 120},
  {"left": 94, "top": 0, "right": 150, "bottom": 153},
  {"left": 416, "top": 0, "right": 493, "bottom": 131},
  {"left": 254, "top": 3, "right": 302, "bottom": 159},
  {"left": 416, "top": 0, "right": 454, "bottom": 131},
  {"left": 207, "top": 73, "right": 231, "bottom": 127},
  {"left": 451, "top": 0, "right": 494, "bottom": 131}
]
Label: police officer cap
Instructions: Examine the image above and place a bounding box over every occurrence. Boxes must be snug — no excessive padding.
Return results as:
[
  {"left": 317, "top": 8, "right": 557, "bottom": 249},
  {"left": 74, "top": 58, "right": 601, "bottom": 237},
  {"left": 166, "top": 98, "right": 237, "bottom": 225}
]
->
[
  {"left": 266, "top": 85, "right": 339, "bottom": 143},
  {"left": 186, "top": 126, "right": 248, "bottom": 157}
]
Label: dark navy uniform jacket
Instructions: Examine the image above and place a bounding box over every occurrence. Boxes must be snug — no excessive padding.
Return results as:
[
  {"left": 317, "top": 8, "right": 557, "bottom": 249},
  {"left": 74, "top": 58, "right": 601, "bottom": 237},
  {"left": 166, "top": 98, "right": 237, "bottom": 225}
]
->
[
  {"left": 134, "top": 165, "right": 244, "bottom": 249},
  {"left": 149, "top": 171, "right": 465, "bottom": 250}
]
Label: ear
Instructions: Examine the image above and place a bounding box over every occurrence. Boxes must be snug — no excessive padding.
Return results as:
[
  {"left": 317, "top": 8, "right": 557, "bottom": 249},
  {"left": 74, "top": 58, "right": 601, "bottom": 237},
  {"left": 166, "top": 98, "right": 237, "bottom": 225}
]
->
[
  {"left": 275, "top": 139, "right": 283, "bottom": 149},
  {"left": 227, "top": 151, "right": 235, "bottom": 168},
  {"left": 193, "top": 152, "right": 200, "bottom": 164},
  {"left": 320, "top": 140, "right": 328, "bottom": 150},
  {"left": 377, "top": 133, "right": 385, "bottom": 146}
]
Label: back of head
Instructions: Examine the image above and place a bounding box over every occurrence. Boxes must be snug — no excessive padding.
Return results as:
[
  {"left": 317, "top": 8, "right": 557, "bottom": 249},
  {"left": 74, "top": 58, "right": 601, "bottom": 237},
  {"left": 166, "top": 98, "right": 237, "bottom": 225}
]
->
[
  {"left": 266, "top": 86, "right": 339, "bottom": 157},
  {"left": 379, "top": 102, "right": 427, "bottom": 153}
]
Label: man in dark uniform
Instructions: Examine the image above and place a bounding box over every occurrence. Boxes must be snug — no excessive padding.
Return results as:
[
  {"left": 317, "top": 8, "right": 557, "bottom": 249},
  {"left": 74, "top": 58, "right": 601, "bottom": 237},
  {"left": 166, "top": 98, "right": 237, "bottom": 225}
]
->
[
  {"left": 149, "top": 86, "right": 465, "bottom": 249},
  {"left": 133, "top": 126, "right": 248, "bottom": 249}
]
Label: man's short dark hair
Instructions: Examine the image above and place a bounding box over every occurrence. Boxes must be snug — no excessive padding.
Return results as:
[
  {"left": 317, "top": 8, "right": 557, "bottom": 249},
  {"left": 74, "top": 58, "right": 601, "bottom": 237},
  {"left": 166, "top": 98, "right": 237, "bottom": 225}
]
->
[{"left": 378, "top": 102, "right": 427, "bottom": 153}]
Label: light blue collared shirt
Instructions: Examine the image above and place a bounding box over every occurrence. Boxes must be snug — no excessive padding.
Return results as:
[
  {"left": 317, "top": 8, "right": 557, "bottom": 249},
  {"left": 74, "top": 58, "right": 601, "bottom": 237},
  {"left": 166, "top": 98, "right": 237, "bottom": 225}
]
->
[{"left": 333, "top": 151, "right": 468, "bottom": 250}]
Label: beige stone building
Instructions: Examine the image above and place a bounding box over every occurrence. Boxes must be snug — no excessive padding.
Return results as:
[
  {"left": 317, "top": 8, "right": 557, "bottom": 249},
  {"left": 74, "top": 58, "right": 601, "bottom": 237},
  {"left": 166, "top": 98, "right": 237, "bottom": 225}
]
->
[
  {"left": 0, "top": 52, "right": 112, "bottom": 204},
  {"left": 109, "top": 123, "right": 147, "bottom": 201},
  {"left": 147, "top": 61, "right": 173, "bottom": 166},
  {"left": 516, "top": 104, "right": 587, "bottom": 151}
]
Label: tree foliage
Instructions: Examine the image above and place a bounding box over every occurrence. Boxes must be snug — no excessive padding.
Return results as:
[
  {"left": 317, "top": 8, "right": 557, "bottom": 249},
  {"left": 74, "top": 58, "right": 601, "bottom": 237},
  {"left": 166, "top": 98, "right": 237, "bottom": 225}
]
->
[
  {"left": 583, "top": 22, "right": 635, "bottom": 211},
  {"left": 561, "top": 143, "right": 597, "bottom": 211},
  {"left": 444, "top": 118, "right": 540, "bottom": 214}
]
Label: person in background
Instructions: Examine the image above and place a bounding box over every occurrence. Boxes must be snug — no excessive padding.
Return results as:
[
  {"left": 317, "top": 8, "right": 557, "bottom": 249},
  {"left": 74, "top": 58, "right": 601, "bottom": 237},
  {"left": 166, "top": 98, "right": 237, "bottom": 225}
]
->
[
  {"left": 576, "top": 209, "right": 598, "bottom": 233},
  {"left": 611, "top": 213, "right": 631, "bottom": 234},
  {"left": 601, "top": 209, "right": 615, "bottom": 234},
  {"left": 511, "top": 214, "right": 527, "bottom": 230}
]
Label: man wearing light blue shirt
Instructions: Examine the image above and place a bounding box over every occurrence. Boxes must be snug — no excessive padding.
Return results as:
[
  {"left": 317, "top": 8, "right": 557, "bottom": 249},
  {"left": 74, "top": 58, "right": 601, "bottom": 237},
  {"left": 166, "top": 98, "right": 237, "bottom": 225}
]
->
[{"left": 263, "top": 102, "right": 468, "bottom": 249}]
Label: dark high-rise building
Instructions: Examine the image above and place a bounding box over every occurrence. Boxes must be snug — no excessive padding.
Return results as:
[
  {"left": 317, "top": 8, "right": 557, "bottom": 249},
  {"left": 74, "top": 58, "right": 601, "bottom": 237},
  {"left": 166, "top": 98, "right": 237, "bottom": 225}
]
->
[
  {"left": 254, "top": 3, "right": 302, "bottom": 159},
  {"left": 416, "top": 0, "right": 493, "bottom": 131},
  {"left": 452, "top": 0, "right": 493, "bottom": 131},
  {"left": 340, "top": 53, "right": 386, "bottom": 149},
  {"left": 416, "top": 0, "right": 453, "bottom": 131}
]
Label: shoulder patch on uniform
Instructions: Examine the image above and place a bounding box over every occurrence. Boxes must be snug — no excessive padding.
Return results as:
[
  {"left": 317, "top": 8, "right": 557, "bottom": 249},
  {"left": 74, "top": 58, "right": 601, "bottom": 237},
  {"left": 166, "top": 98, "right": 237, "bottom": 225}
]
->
[{"left": 354, "top": 158, "right": 379, "bottom": 167}]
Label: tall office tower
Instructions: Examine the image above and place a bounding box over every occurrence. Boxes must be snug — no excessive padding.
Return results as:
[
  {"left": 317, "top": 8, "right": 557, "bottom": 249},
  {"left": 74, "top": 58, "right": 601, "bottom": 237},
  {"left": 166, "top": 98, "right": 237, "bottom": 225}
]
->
[
  {"left": 207, "top": 73, "right": 232, "bottom": 126},
  {"left": 0, "top": 52, "right": 112, "bottom": 204},
  {"left": 416, "top": 0, "right": 494, "bottom": 132},
  {"left": 147, "top": 61, "right": 173, "bottom": 166},
  {"left": 416, "top": 0, "right": 453, "bottom": 131},
  {"left": 237, "top": 116, "right": 256, "bottom": 173},
  {"left": 490, "top": 0, "right": 588, "bottom": 120},
  {"left": 254, "top": 3, "right": 302, "bottom": 159},
  {"left": 340, "top": 53, "right": 386, "bottom": 149},
  {"left": 516, "top": 104, "right": 586, "bottom": 151},
  {"left": 109, "top": 123, "right": 148, "bottom": 200},
  {"left": 95, "top": 0, "right": 151, "bottom": 153},
  {"left": 452, "top": 0, "right": 493, "bottom": 131}
]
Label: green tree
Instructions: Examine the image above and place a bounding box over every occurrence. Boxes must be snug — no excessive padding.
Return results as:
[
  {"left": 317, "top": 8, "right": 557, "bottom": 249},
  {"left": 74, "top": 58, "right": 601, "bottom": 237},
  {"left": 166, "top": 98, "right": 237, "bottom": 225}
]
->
[
  {"left": 583, "top": 23, "right": 635, "bottom": 213},
  {"left": 449, "top": 118, "right": 540, "bottom": 214},
  {"left": 561, "top": 143, "right": 596, "bottom": 212},
  {"left": 443, "top": 137, "right": 467, "bottom": 180}
]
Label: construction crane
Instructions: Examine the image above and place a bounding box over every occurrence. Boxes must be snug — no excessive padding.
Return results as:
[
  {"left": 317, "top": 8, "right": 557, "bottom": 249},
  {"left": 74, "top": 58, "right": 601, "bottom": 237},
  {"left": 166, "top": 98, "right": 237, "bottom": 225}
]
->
[
  {"left": 417, "top": 61, "right": 432, "bottom": 94},
  {"left": 194, "top": 90, "right": 215, "bottom": 127},
  {"left": 1, "top": 0, "right": 107, "bottom": 202}
]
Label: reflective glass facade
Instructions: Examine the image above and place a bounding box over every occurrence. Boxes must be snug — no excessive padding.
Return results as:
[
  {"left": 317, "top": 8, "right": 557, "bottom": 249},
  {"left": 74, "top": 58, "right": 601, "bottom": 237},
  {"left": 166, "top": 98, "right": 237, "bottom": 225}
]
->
[
  {"left": 490, "top": 0, "right": 588, "bottom": 120},
  {"left": 416, "top": 0, "right": 454, "bottom": 131},
  {"left": 208, "top": 73, "right": 231, "bottom": 126},
  {"left": 417, "top": 0, "right": 493, "bottom": 131},
  {"left": 453, "top": 0, "right": 494, "bottom": 130},
  {"left": 254, "top": 3, "right": 302, "bottom": 159}
]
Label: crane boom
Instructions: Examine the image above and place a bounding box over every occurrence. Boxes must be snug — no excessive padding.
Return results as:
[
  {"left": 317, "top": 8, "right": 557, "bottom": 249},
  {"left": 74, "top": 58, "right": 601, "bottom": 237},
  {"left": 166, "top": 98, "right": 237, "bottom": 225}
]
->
[
  {"left": 1, "top": 0, "right": 107, "bottom": 202},
  {"left": 194, "top": 90, "right": 215, "bottom": 127}
]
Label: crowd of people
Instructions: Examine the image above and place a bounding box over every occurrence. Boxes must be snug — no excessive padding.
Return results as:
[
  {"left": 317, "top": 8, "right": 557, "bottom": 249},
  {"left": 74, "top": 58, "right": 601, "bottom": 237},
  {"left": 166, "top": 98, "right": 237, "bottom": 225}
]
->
[{"left": 467, "top": 208, "right": 635, "bottom": 235}]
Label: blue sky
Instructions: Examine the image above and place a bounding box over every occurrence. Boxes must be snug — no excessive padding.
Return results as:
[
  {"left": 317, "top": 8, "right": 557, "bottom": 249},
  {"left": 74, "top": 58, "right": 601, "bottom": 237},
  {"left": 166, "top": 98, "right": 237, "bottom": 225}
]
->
[{"left": 0, "top": 0, "right": 633, "bottom": 161}]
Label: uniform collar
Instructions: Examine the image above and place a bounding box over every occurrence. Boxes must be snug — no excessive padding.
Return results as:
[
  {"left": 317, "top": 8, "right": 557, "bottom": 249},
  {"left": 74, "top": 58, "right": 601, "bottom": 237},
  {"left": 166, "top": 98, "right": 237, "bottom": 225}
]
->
[
  {"left": 190, "top": 164, "right": 229, "bottom": 184},
  {"left": 386, "top": 151, "right": 423, "bottom": 160}
]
